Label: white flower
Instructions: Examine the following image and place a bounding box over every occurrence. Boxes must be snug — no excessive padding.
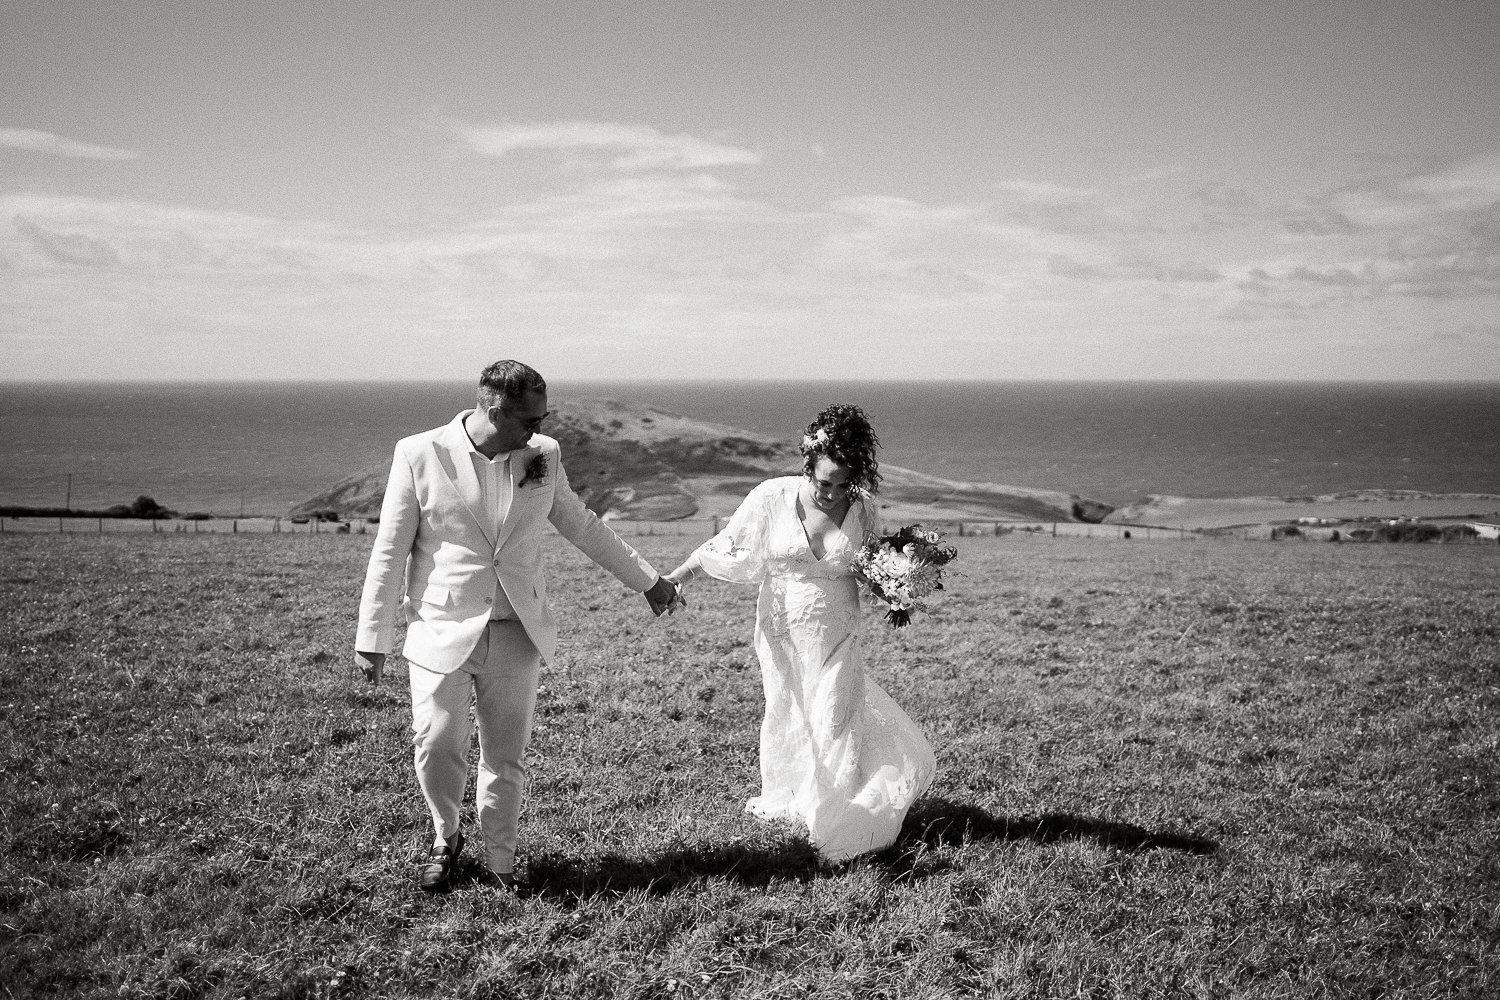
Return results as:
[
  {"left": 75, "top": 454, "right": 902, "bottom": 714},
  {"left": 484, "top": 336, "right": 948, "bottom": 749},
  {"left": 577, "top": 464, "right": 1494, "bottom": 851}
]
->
[{"left": 799, "top": 428, "right": 831, "bottom": 453}]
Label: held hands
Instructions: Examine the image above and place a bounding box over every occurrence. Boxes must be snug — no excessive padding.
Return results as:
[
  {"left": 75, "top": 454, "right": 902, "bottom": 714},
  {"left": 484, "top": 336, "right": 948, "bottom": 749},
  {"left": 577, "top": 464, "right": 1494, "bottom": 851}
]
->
[
  {"left": 355, "top": 650, "right": 385, "bottom": 684},
  {"left": 644, "top": 575, "right": 686, "bottom": 617},
  {"left": 662, "top": 567, "right": 695, "bottom": 614},
  {"left": 665, "top": 576, "right": 689, "bottom": 615}
]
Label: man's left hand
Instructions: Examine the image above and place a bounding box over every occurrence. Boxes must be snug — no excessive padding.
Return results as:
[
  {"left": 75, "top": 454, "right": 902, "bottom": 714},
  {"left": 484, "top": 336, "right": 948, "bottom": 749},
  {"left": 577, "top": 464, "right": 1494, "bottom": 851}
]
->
[{"left": 355, "top": 650, "right": 386, "bottom": 684}]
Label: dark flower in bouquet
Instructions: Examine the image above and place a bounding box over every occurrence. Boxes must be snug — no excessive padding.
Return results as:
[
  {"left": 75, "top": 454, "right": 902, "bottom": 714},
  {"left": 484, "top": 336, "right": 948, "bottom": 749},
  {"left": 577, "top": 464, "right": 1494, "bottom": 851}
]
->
[{"left": 851, "top": 524, "right": 957, "bottom": 627}]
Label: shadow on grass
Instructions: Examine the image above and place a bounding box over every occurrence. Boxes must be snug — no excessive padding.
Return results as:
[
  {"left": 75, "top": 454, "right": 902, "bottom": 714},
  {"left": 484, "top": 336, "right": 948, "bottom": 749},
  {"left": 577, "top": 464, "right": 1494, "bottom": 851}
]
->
[
  {"left": 461, "top": 835, "right": 823, "bottom": 904},
  {"left": 471, "top": 799, "right": 1216, "bottom": 903},
  {"left": 898, "top": 797, "right": 1220, "bottom": 856}
]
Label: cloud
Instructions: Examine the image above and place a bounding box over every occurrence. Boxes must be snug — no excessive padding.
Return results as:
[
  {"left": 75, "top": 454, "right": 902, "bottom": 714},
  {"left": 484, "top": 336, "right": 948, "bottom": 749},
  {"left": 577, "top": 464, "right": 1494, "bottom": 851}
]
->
[
  {"left": 1224, "top": 152, "right": 1500, "bottom": 310},
  {"left": 452, "top": 121, "right": 760, "bottom": 171},
  {"left": 1155, "top": 264, "right": 1224, "bottom": 284},
  {"left": 0, "top": 128, "right": 140, "bottom": 161},
  {"left": 826, "top": 185, "right": 1223, "bottom": 299},
  {"left": 1128, "top": 165, "right": 1188, "bottom": 184},
  {"left": 13, "top": 216, "right": 122, "bottom": 267},
  {"left": 1396, "top": 153, "right": 1500, "bottom": 212},
  {"left": 1280, "top": 209, "right": 1358, "bottom": 237},
  {"left": 6, "top": 145, "right": 1497, "bottom": 379},
  {"left": 1371, "top": 160, "right": 1500, "bottom": 299},
  {"left": 1192, "top": 183, "right": 1276, "bottom": 232},
  {"left": 1219, "top": 298, "right": 1311, "bottom": 322},
  {"left": 1286, "top": 153, "right": 1500, "bottom": 233},
  {"left": 1194, "top": 184, "right": 1258, "bottom": 212},
  {"left": 1047, "top": 254, "right": 1104, "bottom": 280},
  {"left": 1, "top": 194, "right": 364, "bottom": 274},
  {"left": 816, "top": 194, "right": 1065, "bottom": 296},
  {"left": 828, "top": 195, "right": 986, "bottom": 228},
  {"left": 1286, "top": 265, "right": 1365, "bottom": 288},
  {"left": 995, "top": 179, "right": 1098, "bottom": 201},
  {"left": 991, "top": 178, "right": 1152, "bottom": 237}
]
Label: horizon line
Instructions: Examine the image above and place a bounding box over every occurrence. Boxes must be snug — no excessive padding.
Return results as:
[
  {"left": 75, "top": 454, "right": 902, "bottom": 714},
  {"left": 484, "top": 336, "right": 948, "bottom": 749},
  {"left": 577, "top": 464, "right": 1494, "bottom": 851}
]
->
[{"left": 4, "top": 376, "right": 1500, "bottom": 386}]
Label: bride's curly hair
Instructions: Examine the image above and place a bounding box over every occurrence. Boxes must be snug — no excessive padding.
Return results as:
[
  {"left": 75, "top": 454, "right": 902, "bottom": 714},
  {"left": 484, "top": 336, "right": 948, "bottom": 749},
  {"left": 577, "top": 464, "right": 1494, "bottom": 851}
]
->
[{"left": 799, "top": 404, "right": 881, "bottom": 495}]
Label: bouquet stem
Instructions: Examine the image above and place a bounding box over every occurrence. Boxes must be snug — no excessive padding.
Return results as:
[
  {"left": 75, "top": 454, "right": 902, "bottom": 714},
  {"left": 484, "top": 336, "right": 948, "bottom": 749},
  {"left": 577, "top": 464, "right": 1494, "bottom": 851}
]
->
[{"left": 885, "top": 608, "right": 913, "bottom": 628}]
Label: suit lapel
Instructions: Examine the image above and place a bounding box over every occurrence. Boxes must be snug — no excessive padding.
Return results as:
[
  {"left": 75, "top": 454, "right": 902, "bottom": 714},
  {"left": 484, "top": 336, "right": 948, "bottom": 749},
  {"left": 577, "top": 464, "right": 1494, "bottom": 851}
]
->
[
  {"left": 491, "top": 445, "right": 538, "bottom": 553},
  {"left": 435, "top": 414, "right": 496, "bottom": 549}
]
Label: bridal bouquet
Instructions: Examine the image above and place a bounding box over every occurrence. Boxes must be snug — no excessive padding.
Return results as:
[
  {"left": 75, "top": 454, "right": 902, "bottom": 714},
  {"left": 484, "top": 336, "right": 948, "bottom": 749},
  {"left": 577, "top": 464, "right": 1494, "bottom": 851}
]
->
[{"left": 851, "top": 524, "right": 958, "bottom": 628}]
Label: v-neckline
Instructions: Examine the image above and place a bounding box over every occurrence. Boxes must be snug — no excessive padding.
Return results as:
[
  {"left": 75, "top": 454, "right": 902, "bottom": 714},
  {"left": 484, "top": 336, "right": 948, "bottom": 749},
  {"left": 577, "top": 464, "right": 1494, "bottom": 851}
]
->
[{"left": 793, "top": 482, "right": 853, "bottom": 562}]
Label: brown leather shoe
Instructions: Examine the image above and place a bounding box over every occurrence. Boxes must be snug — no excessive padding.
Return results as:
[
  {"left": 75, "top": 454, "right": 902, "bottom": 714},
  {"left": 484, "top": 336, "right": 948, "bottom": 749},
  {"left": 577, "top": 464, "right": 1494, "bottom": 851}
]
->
[{"left": 418, "top": 831, "right": 463, "bottom": 893}]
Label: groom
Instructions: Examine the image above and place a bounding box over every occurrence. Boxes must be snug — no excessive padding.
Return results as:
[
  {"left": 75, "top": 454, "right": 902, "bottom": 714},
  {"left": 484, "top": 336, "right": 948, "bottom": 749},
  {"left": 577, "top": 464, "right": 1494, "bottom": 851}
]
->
[{"left": 354, "top": 360, "right": 680, "bottom": 892}]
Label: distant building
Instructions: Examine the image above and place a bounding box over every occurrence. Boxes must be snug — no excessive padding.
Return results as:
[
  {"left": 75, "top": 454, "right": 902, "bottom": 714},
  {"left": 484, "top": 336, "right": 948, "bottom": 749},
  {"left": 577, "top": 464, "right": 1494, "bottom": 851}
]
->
[{"left": 1468, "top": 522, "right": 1500, "bottom": 541}]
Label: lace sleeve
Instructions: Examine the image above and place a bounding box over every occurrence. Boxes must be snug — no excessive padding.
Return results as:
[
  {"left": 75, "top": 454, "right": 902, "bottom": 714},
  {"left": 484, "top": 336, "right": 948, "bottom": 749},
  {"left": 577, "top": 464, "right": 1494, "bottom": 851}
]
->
[{"left": 692, "top": 479, "right": 779, "bottom": 585}]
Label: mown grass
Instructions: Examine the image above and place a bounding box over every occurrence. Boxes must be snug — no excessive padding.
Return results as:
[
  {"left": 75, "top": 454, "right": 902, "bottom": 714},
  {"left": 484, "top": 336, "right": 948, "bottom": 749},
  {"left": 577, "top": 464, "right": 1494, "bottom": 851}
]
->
[{"left": 1, "top": 532, "right": 1497, "bottom": 999}]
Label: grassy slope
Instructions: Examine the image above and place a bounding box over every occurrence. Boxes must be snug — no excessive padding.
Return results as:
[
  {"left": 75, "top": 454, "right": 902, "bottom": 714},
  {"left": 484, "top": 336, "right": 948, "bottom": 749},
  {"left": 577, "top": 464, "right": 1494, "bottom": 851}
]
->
[{"left": 1, "top": 533, "right": 1497, "bottom": 999}]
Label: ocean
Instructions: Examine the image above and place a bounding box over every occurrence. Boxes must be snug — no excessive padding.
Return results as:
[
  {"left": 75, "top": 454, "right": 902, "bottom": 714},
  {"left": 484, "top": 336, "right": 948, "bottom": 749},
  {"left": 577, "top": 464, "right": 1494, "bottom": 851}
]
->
[{"left": 2, "top": 380, "right": 1497, "bottom": 517}]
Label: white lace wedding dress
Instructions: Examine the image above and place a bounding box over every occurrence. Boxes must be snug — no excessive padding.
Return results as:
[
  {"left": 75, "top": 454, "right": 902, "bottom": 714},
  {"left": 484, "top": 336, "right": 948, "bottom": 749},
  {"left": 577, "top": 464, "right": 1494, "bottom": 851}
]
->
[{"left": 693, "top": 477, "right": 937, "bottom": 860}]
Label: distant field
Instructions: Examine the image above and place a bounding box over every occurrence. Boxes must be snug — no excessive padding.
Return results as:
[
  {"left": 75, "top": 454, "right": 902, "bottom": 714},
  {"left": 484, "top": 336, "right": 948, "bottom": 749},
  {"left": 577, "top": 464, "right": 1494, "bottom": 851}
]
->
[
  {"left": 1, "top": 532, "right": 1497, "bottom": 999},
  {"left": 0, "top": 513, "right": 1185, "bottom": 541}
]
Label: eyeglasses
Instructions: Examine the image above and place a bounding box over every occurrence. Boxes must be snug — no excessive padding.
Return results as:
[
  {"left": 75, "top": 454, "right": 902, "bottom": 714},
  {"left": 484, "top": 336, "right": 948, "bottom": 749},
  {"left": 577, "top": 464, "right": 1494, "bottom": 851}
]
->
[{"left": 503, "top": 408, "right": 548, "bottom": 434}]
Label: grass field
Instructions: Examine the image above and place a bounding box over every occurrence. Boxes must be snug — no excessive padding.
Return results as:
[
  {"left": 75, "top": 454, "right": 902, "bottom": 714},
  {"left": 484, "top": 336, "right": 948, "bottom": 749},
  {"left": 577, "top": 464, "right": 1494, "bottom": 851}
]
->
[{"left": 2, "top": 531, "right": 1497, "bottom": 999}]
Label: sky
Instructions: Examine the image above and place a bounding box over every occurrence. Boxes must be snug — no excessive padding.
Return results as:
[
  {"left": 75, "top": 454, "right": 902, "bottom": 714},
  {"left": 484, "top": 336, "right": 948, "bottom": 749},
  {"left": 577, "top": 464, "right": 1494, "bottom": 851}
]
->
[{"left": 2, "top": 0, "right": 1498, "bottom": 382}]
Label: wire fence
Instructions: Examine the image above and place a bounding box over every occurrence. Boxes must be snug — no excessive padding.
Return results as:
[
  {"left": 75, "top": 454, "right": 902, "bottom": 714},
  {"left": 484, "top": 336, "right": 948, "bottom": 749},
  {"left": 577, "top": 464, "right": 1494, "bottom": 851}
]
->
[
  {"left": 3, "top": 515, "right": 1493, "bottom": 544},
  {"left": 0, "top": 514, "right": 1208, "bottom": 542},
  {"left": 0, "top": 516, "right": 370, "bottom": 536}
]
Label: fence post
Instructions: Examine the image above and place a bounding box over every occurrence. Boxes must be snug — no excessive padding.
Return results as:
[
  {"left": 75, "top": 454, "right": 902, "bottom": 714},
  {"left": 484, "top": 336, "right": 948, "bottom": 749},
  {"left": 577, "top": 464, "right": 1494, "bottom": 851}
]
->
[{"left": 98, "top": 518, "right": 103, "bottom": 534}]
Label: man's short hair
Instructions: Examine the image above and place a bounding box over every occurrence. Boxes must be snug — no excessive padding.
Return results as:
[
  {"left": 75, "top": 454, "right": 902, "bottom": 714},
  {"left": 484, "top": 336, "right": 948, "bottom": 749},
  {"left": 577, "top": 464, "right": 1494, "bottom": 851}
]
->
[{"left": 478, "top": 360, "right": 546, "bottom": 410}]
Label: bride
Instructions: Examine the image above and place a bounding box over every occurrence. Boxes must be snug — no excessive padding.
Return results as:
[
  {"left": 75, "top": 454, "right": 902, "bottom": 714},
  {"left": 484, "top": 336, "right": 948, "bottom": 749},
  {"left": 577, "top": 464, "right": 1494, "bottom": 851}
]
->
[{"left": 666, "top": 404, "right": 936, "bottom": 861}]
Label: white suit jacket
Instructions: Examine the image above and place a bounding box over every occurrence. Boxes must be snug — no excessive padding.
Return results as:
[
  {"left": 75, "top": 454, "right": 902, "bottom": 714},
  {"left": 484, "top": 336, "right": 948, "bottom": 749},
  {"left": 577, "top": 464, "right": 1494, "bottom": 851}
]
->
[{"left": 356, "top": 412, "right": 658, "bottom": 670}]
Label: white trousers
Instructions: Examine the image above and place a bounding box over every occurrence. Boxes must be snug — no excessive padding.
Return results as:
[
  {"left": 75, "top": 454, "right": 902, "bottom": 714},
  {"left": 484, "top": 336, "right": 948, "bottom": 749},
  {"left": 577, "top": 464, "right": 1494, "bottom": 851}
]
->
[{"left": 408, "top": 619, "right": 541, "bottom": 873}]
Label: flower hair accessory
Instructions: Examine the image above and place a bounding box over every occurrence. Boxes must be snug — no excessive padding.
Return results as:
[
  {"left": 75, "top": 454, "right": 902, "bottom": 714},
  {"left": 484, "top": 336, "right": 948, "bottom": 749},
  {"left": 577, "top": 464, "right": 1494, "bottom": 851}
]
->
[
  {"left": 799, "top": 428, "right": 831, "bottom": 454},
  {"left": 518, "top": 452, "right": 548, "bottom": 488}
]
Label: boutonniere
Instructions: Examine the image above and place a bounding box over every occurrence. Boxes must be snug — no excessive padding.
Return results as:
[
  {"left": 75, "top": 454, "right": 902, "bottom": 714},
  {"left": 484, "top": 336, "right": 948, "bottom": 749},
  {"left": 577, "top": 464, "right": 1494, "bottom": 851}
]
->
[{"left": 517, "top": 452, "right": 548, "bottom": 489}]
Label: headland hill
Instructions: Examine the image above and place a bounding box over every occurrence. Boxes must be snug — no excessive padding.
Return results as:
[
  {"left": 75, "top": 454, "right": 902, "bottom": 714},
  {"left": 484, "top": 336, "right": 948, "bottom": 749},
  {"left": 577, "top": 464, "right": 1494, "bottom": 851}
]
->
[
  {"left": 288, "top": 395, "right": 1111, "bottom": 526},
  {"left": 285, "top": 396, "right": 1500, "bottom": 534}
]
